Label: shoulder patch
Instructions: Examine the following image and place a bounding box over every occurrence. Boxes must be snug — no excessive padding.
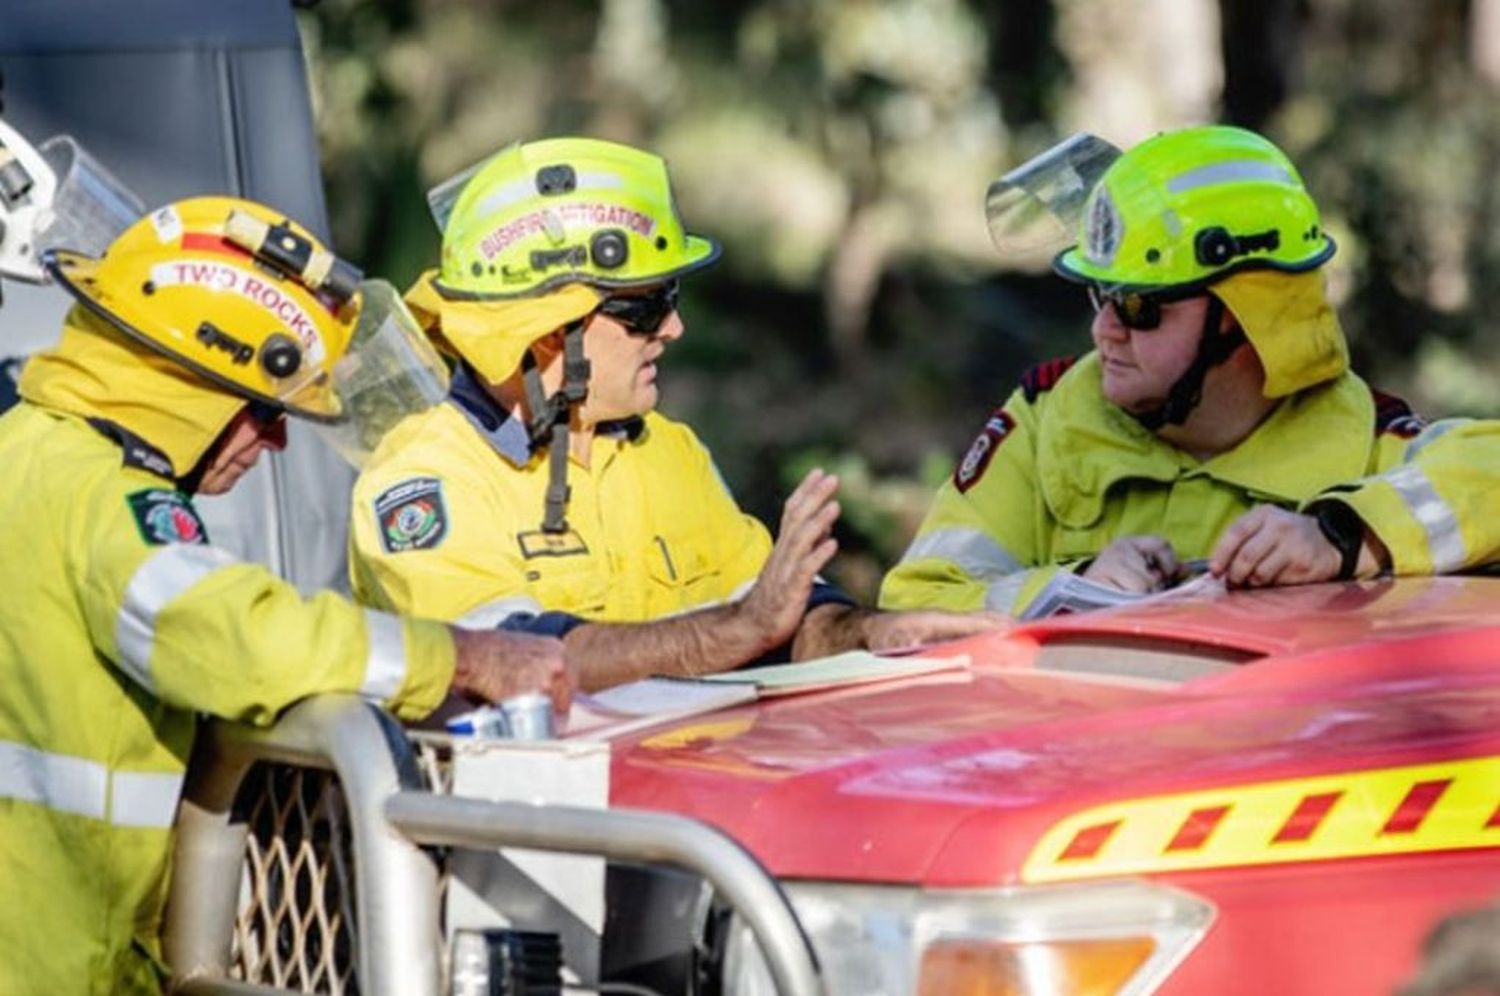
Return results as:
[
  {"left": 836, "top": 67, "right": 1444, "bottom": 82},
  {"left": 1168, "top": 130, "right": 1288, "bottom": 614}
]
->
[
  {"left": 374, "top": 477, "right": 449, "bottom": 554},
  {"left": 1020, "top": 355, "right": 1081, "bottom": 403},
  {"left": 1370, "top": 387, "right": 1427, "bottom": 439},
  {"left": 127, "top": 489, "right": 209, "bottom": 546},
  {"left": 954, "top": 408, "right": 1016, "bottom": 494}
]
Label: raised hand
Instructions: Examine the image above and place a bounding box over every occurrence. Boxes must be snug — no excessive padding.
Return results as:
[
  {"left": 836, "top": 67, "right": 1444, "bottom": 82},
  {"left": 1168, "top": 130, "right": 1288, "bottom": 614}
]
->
[{"left": 736, "top": 468, "right": 842, "bottom": 650}]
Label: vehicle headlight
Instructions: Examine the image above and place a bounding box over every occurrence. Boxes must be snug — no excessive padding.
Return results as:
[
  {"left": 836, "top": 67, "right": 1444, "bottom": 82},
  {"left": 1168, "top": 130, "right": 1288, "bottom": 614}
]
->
[{"left": 721, "top": 878, "right": 1213, "bottom": 996}]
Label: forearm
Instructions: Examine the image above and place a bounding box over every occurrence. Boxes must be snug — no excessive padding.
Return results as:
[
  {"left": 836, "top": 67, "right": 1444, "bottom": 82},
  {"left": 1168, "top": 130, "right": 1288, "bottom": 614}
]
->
[{"left": 563, "top": 603, "right": 780, "bottom": 692}]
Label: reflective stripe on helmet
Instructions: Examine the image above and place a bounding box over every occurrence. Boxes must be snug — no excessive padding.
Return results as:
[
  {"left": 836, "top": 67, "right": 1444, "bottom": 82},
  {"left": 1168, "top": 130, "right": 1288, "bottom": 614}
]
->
[
  {"left": 361, "top": 609, "right": 410, "bottom": 702},
  {"left": 1381, "top": 465, "right": 1467, "bottom": 572},
  {"left": 900, "top": 526, "right": 1026, "bottom": 579},
  {"left": 0, "top": 739, "right": 182, "bottom": 828},
  {"left": 1166, "top": 159, "right": 1296, "bottom": 194},
  {"left": 115, "top": 544, "right": 239, "bottom": 692}
]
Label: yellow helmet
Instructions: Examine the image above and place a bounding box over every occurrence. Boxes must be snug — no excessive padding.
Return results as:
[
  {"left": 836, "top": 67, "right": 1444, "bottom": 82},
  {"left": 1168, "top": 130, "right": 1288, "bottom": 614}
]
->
[
  {"left": 1054, "top": 125, "right": 1334, "bottom": 292},
  {"left": 45, "top": 196, "right": 364, "bottom": 421},
  {"left": 430, "top": 136, "right": 718, "bottom": 300}
]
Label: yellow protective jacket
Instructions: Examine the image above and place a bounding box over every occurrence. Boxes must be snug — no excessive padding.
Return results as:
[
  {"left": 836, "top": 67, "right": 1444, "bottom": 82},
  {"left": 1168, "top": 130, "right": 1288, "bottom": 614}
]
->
[
  {"left": 0, "top": 314, "right": 454, "bottom": 995},
  {"left": 880, "top": 352, "right": 1500, "bottom": 616},
  {"left": 350, "top": 366, "right": 774, "bottom": 628}
]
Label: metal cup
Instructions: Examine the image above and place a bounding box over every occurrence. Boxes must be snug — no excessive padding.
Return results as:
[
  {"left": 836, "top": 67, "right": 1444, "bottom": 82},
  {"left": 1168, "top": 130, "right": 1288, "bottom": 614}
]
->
[{"left": 498, "top": 692, "right": 555, "bottom": 740}]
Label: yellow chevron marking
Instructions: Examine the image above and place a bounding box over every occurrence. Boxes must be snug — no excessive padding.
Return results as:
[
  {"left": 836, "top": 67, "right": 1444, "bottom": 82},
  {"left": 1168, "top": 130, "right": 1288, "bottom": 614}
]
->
[{"left": 1022, "top": 755, "right": 1500, "bottom": 884}]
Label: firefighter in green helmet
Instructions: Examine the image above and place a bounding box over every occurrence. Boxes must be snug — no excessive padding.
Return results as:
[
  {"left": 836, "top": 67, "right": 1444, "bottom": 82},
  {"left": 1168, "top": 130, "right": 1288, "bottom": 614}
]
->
[
  {"left": 882, "top": 124, "right": 1500, "bottom": 617},
  {"left": 348, "top": 137, "right": 999, "bottom": 690}
]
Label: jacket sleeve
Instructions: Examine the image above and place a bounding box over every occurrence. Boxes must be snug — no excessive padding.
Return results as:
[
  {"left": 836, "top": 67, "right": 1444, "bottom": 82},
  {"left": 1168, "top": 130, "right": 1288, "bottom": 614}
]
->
[
  {"left": 74, "top": 475, "right": 454, "bottom": 726},
  {"left": 879, "top": 388, "right": 1064, "bottom": 615},
  {"left": 1307, "top": 416, "right": 1500, "bottom": 574}
]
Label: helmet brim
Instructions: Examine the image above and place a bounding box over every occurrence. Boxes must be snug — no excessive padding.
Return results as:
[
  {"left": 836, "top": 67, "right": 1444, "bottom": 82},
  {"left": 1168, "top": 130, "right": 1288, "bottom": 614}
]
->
[{"left": 45, "top": 248, "right": 343, "bottom": 423}]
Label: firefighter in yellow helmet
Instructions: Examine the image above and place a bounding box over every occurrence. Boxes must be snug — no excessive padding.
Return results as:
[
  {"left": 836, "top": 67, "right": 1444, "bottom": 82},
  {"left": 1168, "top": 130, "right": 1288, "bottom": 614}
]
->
[
  {"left": 881, "top": 125, "right": 1500, "bottom": 618},
  {"left": 0, "top": 195, "right": 572, "bottom": 995},
  {"left": 348, "top": 137, "right": 997, "bottom": 690}
]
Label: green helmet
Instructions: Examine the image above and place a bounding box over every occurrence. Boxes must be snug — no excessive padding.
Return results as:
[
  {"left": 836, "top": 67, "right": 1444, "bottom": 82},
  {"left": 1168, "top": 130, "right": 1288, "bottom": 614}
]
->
[
  {"left": 431, "top": 137, "right": 719, "bottom": 300},
  {"left": 1053, "top": 125, "right": 1334, "bottom": 293}
]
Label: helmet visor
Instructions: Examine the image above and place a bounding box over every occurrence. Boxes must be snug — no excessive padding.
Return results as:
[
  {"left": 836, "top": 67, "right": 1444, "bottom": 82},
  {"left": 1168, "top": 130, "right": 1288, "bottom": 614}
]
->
[
  {"left": 985, "top": 133, "right": 1120, "bottom": 268},
  {"left": 426, "top": 152, "right": 499, "bottom": 233},
  {"left": 316, "top": 278, "right": 452, "bottom": 465},
  {"left": 35, "top": 136, "right": 145, "bottom": 261}
]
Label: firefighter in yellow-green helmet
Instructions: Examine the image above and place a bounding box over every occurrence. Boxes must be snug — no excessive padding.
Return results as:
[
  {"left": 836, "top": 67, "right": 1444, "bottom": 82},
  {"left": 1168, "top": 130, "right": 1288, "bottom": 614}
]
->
[
  {"left": 882, "top": 125, "right": 1500, "bottom": 618},
  {"left": 0, "top": 194, "right": 571, "bottom": 995},
  {"left": 348, "top": 137, "right": 1000, "bottom": 691}
]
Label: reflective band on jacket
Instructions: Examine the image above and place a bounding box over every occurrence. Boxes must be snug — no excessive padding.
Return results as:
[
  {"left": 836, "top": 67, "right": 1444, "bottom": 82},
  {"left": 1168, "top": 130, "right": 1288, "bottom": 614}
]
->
[
  {"left": 900, "top": 527, "right": 1026, "bottom": 579},
  {"left": 1404, "top": 419, "right": 1468, "bottom": 462},
  {"left": 361, "top": 610, "right": 410, "bottom": 701},
  {"left": 1382, "top": 464, "right": 1467, "bottom": 572},
  {"left": 115, "top": 544, "right": 239, "bottom": 692},
  {"left": 455, "top": 595, "right": 546, "bottom": 630},
  {"left": 0, "top": 739, "right": 183, "bottom": 828},
  {"left": 1166, "top": 160, "right": 1296, "bottom": 194},
  {"left": 984, "top": 572, "right": 1032, "bottom": 615}
]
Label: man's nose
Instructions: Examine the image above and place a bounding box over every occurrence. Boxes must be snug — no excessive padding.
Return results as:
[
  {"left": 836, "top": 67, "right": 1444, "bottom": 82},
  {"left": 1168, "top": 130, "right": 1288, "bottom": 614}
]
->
[
  {"left": 654, "top": 310, "right": 685, "bottom": 343},
  {"left": 1090, "top": 303, "right": 1128, "bottom": 343}
]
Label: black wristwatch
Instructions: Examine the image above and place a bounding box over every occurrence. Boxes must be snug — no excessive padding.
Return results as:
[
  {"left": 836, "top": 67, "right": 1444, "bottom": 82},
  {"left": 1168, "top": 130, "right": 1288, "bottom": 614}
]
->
[{"left": 1309, "top": 500, "right": 1364, "bottom": 581}]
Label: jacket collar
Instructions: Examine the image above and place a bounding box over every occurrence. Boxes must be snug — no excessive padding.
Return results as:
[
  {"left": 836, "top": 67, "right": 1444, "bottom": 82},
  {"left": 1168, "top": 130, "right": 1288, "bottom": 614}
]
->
[
  {"left": 1038, "top": 352, "right": 1374, "bottom": 527},
  {"left": 447, "top": 362, "right": 644, "bottom": 469}
]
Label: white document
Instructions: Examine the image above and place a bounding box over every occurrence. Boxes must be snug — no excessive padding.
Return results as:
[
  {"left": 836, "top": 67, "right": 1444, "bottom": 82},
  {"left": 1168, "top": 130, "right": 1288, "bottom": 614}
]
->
[{"left": 1020, "top": 569, "right": 1226, "bottom": 621}]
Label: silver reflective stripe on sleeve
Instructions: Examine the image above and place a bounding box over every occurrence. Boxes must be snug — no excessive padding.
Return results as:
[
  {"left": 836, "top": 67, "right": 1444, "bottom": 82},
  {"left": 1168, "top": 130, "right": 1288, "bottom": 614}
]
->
[
  {"left": 361, "top": 610, "right": 409, "bottom": 702},
  {"left": 654, "top": 578, "right": 757, "bottom": 620},
  {"left": 111, "top": 770, "right": 185, "bottom": 828},
  {"left": 0, "top": 739, "right": 107, "bottom": 820},
  {"left": 1166, "top": 160, "right": 1295, "bottom": 194},
  {"left": 1383, "top": 465, "right": 1467, "bottom": 572},
  {"left": 984, "top": 573, "right": 1033, "bottom": 616},
  {"left": 1403, "top": 418, "right": 1469, "bottom": 462},
  {"left": 0, "top": 740, "right": 181, "bottom": 827},
  {"left": 115, "top": 544, "right": 239, "bottom": 693},
  {"left": 454, "top": 595, "right": 546, "bottom": 630},
  {"left": 900, "top": 527, "right": 1026, "bottom": 579}
]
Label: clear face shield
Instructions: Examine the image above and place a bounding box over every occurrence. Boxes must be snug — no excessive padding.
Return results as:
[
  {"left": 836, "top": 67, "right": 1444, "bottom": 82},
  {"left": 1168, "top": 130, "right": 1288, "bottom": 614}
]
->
[
  {"left": 984, "top": 133, "right": 1121, "bottom": 270},
  {"left": 315, "top": 278, "right": 452, "bottom": 467},
  {"left": 0, "top": 120, "right": 144, "bottom": 286},
  {"left": 425, "top": 151, "right": 500, "bottom": 232}
]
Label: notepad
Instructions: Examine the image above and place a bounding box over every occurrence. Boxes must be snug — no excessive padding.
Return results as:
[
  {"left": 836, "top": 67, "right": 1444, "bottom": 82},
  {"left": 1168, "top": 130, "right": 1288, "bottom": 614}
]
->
[{"left": 562, "top": 651, "right": 969, "bottom": 739}]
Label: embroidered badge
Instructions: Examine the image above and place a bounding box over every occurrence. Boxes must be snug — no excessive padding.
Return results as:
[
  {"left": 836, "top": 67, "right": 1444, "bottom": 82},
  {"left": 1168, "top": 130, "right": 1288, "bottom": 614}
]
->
[
  {"left": 954, "top": 409, "right": 1016, "bottom": 494},
  {"left": 375, "top": 477, "right": 449, "bottom": 554},
  {"left": 127, "top": 489, "right": 209, "bottom": 546},
  {"left": 517, "top": 529, "right": 590, "bottom": 560},
  {"left": 1084, "top": 187, "right": 1123, "bottom": 267}
]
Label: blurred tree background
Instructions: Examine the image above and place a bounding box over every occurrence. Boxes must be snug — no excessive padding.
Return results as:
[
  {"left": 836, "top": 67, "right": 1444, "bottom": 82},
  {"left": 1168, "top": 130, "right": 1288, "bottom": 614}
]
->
[{"left": 299, "top": 0, "right": 1500, "bottom": 599}]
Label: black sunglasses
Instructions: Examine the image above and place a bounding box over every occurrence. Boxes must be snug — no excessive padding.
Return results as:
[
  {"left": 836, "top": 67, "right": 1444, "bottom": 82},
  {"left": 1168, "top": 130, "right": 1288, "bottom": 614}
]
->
[
  {"left": 1088, "top": 285, "right": 1203, "bottom": 332},
  {"left": 597, "top": 280, "right": 680, "bottom": 336}
]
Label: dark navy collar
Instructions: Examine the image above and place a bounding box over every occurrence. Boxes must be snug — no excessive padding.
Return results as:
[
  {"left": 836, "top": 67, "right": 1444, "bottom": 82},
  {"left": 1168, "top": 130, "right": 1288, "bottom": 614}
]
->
[{"left": 447, "top": 362, "right": 645, "bottom": 467}]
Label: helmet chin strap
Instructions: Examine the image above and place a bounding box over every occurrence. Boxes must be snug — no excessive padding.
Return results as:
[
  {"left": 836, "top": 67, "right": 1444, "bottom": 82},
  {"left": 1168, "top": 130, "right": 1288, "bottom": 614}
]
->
[
  {"left": 521, "top": 320, "right": 592, "bottom": 533},
  {"left": 1131, "top": 296, "right": 1246, "bottom": 431}
]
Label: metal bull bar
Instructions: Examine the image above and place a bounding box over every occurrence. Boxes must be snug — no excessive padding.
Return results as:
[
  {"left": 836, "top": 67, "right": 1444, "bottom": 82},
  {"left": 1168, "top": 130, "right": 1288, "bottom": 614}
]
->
[{"left": 163, "top": 694, "right": 825, "bottom": 996}]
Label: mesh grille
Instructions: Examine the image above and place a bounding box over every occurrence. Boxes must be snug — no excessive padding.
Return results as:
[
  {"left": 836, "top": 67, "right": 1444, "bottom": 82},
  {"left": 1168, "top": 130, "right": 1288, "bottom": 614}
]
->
[{"left": 227, "top": 743, "right": 455, "bottom": 992}]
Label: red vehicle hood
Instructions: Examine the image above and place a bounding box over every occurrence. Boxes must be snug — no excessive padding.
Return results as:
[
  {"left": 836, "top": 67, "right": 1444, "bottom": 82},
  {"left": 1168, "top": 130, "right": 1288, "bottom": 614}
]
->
[{"left": 608, "top": 577, "right": 1500, "bottom": 885}]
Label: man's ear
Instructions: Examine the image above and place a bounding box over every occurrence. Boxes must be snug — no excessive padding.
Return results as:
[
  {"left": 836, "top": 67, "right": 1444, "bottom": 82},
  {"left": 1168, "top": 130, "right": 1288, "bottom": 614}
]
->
[{"left": 529, "top": 328, "right": 568, "bottom": 363}]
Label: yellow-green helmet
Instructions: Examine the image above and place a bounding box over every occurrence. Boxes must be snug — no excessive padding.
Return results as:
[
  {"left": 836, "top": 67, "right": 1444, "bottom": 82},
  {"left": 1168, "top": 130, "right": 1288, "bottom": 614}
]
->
[
  {"left": 1054, "top": 125, "right": 1334, "bottom": 293},
  {"left": 432, "top": 137, "right": 719, "bottom": 300}
]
